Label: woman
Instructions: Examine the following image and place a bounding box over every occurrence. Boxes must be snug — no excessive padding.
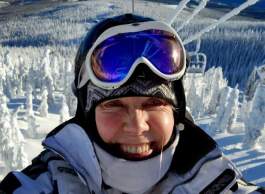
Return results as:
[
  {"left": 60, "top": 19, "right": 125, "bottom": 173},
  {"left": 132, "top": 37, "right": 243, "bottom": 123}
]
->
[{"left": 0, "top": 13, "right": 264, "bottom": 194}]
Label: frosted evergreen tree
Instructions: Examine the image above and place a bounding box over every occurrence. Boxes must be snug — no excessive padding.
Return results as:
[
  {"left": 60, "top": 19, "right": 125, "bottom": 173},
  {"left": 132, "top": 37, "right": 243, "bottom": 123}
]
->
[
  {"left": 218, "top": 87, "right": 239, "bottom": 133},
  {"left": 0, "top": 121, "right": 14, "bottom": 171},
  {"left": 50, "top": 53, "right": 60, "bottom": 90},
  {"left": 63, "top": 60, "right": 71, "bottom": 99},
  {"left": 42, "top": 49, "right": 52, "bottom": 74},
  {"left": 0, "top": 95, "right": 15, "bottom": 171},
  {"left": 226, "top": 86, "right": 239, "bottom": 133},
  {"left": 186, "top": 74, "right": 203, "bottom": 119},
  {"left": 27, "top": 113, "right": 39, "bottom": 138},
  {"left": 186, "top": 75, "right": 195, "bottom": 113},
  {"left": 70, "top": 97, "right": 77, "bottom": 116},
  {"left": 243, "top": 83, "right": 265, "bottom": 149},
  {"left": 209, "top": 87, "right": 231, "bottom": 134},
  {"left": 25, "top": 85, "right": 39, "bottom": 138},
  {"left": 186, "top": 74, "right": 195, "bottom": 108},
  {"left": 209, "top": 86, "right": 239, "bottom": 134},
  {"left": 63, "top": 60, "right": 76, "bottom": 116},
  {"left": 0, "top": 61, "right": 6, "bottom": 92},
  {"left": 207, "top": 67, "right": 225, "bottom": 114},
  {"left": 60, "top": 95, "right": 70, "bottom": 123},
  {"left": 10, "top": 106, "right": 24, "bottom": 143},
  {"left": 203, "top": 68, "right": 215, "bottom": 108},
  {"left": 0, "top": 94, "right": 10, "bottom": 120},
  {"left": 41, "top": 49, "right": 55, "bottom": 105},
  {"left": 14, "top": 144, "right": 28, "bottom": 170},
  {"left": 240, "top": 97, "right": 250, "bottom": 123},
  {"left": 245, "top": 66, "right": 259, "bottom": 101},
  {"left": 26, "top": 85, "right": 34, "bottom": 117},
  {"left": 44, "top": 70, "right": 54, "bottom": 106},
  {"left": 38, "top": 88, "right": 49, "bottom": 117},
  {"left": 17, "top": 55, "right": 28, "bottom": 97},
  {"left": 197, "top": 81, "right": 206, "bottom": 118},
  {"left": 10, "top": 107, "right": 28, "bottom": 169}
]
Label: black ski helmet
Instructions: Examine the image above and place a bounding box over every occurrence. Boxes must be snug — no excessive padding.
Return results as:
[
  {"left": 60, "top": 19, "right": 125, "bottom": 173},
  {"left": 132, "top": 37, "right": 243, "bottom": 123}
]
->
[{"left": 72, "top": 14, "right": 187, "bottom": 147}]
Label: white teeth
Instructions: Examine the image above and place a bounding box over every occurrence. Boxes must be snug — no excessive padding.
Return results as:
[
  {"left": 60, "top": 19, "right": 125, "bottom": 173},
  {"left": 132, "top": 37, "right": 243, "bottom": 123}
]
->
[
  {"left": 121, "top": 144, "right": 150, "bottom": 154},
  {"left": 137, "top": 146, "right": 142, "bottom": 153}
]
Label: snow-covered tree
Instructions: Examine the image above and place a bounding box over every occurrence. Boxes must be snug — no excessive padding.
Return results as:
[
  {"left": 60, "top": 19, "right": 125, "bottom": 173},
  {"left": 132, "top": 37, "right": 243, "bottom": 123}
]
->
[
  {"left": 206, "top": 67, "right": 225, "bottom": 114},
  {"left": 10, "top": 107, "right": 28, "bottom": 169},
  {"left": 10, "top": 106, "right": 24, "bottom": 143},
  {"left": 245, "top": 66, "right": 259, "bottom": 101},
  {"left": 0, "top": 93, "right": 28, "bottom": 171},
  {"left": 41, "top": 49, "right": 55, "bottom": 106},
  {"left": 17, "top": 55, "right": 28, "bottom": 97},
  {"left": 186, "top": 74, "right": 201, "bottom": 119},
  {"left": 0, "top": 121, "right": 14, "bottom": 171},
  {"left": 26, "top": 85, "right": 34, "bottom": 117},
  {"left": 226, "top": 86, "right": 240, "bottom": 133},
  {"left": 240, "top": 97, "right": 251, "bottom": 123},
  {"left": 14, "top": 144, "right": 28, "bottom": 170},
  {"left": 38, "top": 88, "right": 49, "bottom": 117},
  {"left": 209, "top": 87, "right": 232, "bottom": 134},
  {"left": 209, "top": 86, "right": 239, "bottom": 134},
  {"left": 60, "top": 95, "right": 70, "bottom": 123},
  {"left": 63, "top": 60, "right": 76, "bottom": 116},
  {"left": 0, "top": 54, "right": 7, "bottom": 98},
  {"left": 243, "top": 83, "right": 265, "bottom": 149},
  {"left": 0, "top": 94, "right": 10, "bottom": 120},
  {"left": 0, "top": 95, "right": 23, "bottom": 171},
  {"left": 26, "top": 113, "right": 39, "bottom": 138},
  {"left": 25, "top": 85, "right": 39, "bottom": 138}
]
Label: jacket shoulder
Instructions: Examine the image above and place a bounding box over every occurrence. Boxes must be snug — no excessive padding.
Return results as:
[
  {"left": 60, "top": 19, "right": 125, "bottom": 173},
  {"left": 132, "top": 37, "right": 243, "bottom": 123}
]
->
[{"left": 0, "top": 150, "right": 60, "bottom": 194}]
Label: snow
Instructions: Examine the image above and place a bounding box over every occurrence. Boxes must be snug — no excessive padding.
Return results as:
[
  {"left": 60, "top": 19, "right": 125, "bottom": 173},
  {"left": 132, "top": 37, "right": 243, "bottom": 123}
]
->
[
  {"left": 0, "top": 1, "right": 9, "bottom": 8},
  {"left": 0, "top": 0, "right": 264, "bottom": 187}
]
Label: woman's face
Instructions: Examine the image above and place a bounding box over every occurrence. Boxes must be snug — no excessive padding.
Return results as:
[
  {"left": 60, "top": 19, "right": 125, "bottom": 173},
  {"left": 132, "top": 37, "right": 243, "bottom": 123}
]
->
[{"left": 95, "top": 96, "right": 174, "bottom": 160}]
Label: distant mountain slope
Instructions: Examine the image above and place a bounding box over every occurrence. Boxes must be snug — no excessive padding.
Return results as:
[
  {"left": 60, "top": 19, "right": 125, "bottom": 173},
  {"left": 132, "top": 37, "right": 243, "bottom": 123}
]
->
[{"left": 145, "top": 0, "right": 265, "bottom": 19}]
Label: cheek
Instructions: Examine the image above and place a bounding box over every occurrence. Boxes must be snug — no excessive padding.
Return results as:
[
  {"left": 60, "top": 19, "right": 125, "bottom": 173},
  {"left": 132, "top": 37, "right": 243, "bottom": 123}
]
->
[
  {"left": 149, "top": 110, "right": 174, "bottom": 146},
  {"left": 95, "top": 111, "right": 123, "bottom": 143}
]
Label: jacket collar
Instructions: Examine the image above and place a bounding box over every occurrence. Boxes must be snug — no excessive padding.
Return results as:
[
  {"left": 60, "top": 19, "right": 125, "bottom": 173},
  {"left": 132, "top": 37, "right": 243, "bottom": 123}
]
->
[
  {"left": 171, "top": 118, "right": 220, "bottom": 174},
  {"left": 42, "top": 122, "right": 102, "bottom": 193}
]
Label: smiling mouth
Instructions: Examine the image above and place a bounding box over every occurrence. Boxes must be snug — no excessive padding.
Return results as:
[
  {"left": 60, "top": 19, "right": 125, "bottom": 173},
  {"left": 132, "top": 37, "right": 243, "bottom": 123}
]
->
[{"left": 120, "top": 143, "right": 154, "bottom": 159}]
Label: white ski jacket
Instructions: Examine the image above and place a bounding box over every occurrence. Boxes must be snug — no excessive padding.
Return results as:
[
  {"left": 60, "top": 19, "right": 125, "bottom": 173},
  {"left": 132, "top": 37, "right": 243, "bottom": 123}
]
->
[{"left": 0, "top": 118, "right": 264, "bottom": 194}]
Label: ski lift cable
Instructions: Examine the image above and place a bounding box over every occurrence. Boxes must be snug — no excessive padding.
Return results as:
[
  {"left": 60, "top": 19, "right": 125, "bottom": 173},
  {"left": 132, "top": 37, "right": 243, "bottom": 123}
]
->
[
  {"left": 183, "top": 0, "right": 260, "bottom": 45},
  {"left": 169, "top": 0, "right": 191, "bottom": 25},
  {"left": 177, "top": 0, "right": 210, "bottom": 32}
]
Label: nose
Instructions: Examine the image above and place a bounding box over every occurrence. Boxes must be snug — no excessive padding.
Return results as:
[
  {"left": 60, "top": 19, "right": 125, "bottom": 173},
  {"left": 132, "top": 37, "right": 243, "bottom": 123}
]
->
[{"left": 123, "top": 108, "right": 149, "bottom": 134}]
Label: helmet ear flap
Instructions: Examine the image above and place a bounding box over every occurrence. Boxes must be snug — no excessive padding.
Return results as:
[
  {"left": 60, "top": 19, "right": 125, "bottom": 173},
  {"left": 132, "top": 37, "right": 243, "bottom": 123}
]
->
[
  {"left": 172, "top": 78, "right": 186, "bottom": 124},
  {"left": 71, "top": 81, "right": 78, "bottom": 97},
  {"left": 74, "top": 81, "right": 89, "bottom": 126}
]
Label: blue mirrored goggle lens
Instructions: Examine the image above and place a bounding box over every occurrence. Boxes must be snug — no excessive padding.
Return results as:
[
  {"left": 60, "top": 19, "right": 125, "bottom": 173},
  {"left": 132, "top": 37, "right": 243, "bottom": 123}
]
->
[{"left": 91, "top": 29, "right": 184, "bottom": 82}]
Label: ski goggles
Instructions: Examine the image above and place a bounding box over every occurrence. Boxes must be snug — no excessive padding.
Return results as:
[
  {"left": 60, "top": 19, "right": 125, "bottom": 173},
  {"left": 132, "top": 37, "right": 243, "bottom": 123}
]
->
[{"left": 77, "top": 21, "right": 186, "bottom": 89}]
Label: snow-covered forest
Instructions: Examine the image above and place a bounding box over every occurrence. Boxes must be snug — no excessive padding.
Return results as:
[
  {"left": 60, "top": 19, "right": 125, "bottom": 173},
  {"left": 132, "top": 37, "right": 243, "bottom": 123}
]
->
[{"left": 0, "top": 0, "right": 265, "bottom": 186}]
